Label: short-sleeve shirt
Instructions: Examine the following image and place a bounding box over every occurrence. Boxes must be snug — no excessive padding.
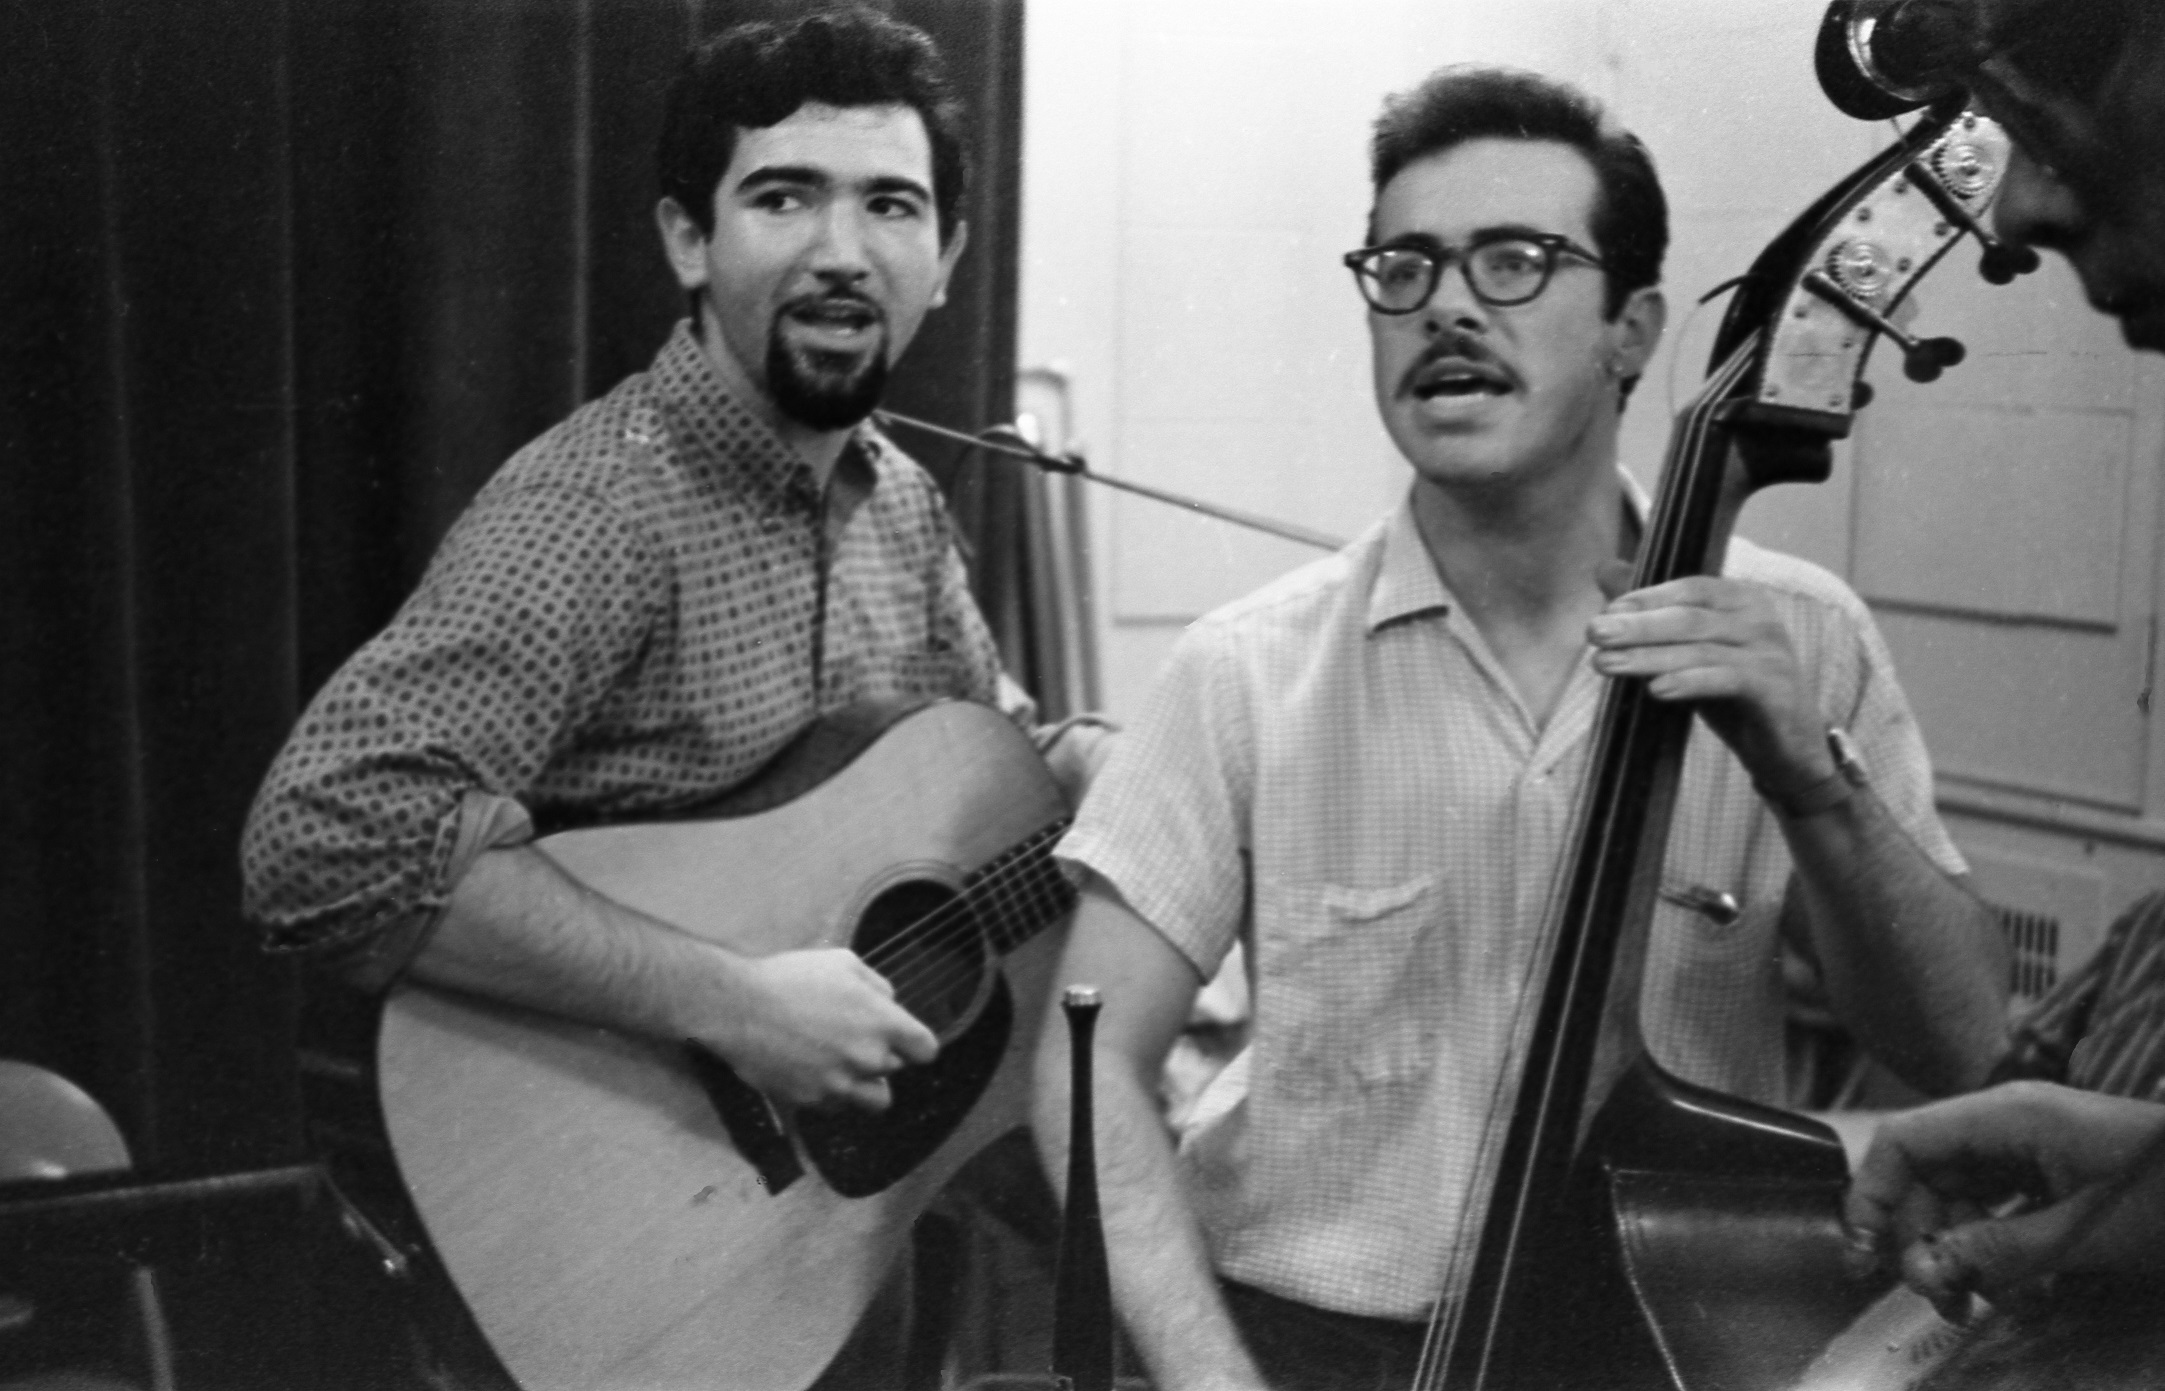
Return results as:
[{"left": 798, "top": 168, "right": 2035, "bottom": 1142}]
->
[
  {"left": 1057, "top": 492, "right": 1963, "bottom": 1320},
  {"left": 243, "top": 323, "right": 1021, "bottom": 988},
  {"left": 1993, "top": 890, "right": 2165, "bottom": 1101}
]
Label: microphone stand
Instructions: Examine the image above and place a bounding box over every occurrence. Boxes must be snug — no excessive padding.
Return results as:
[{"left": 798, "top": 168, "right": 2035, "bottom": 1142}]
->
[
  {"left": 1051, "top": 985, "right": 1114, "bottom": 1391},
  {"left": 874, "top": 410, "right": 1346, "bottom": 553},
  {"left": 954, "top": 985, "right": 1138, "bottom": 1391}
]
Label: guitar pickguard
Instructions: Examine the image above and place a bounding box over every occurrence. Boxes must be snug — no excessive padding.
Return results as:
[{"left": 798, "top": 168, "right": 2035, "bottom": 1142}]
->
[{"left": 795, "top": 975, "right": 1012, "bottom": 1198}]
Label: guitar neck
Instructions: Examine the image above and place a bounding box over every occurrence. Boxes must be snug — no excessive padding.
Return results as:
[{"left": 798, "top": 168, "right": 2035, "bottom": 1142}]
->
[{"left": 962, "top": 818, "right": 1076, "bottom": 956}]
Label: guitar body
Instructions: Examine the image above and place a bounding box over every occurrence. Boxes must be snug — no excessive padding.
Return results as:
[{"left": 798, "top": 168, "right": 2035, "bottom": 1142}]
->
[{"left": 373, "top": 700, "right": 1072, "bottom": 1391}]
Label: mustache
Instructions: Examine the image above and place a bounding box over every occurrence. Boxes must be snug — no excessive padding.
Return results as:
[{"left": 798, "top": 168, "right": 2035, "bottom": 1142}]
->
[
  {"left": 780, "top": 288, "right": 887, "bottom": 326},
  {"left": 1398, "top": 329, "right": 1506, "bottom": 396}
]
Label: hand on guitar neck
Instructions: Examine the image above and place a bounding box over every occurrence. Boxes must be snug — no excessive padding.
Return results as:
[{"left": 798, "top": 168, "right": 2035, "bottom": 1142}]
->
[{"left": 410, "top": 842, "right": 939, "bottom": 1113}]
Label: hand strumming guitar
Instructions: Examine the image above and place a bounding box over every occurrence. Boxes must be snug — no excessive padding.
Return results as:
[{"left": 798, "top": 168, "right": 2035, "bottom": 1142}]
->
[{"left": 702, "top": 945, "right": 938, "bottom": 1112}]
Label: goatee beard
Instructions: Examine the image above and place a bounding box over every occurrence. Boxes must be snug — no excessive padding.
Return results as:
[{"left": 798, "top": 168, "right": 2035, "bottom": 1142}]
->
[{"left": 766, "top": 323, "right": 890, "bottom": 431}]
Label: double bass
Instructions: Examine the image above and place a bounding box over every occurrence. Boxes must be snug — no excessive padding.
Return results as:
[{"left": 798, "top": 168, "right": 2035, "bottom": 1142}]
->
[{"left": 1409, "top": 104, "right": 2023, "bottom": 1391}]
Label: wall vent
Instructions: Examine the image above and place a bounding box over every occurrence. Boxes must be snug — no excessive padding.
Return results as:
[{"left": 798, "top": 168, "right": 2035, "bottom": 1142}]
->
[{"left": 1995, "top": 904, "right": 2062, "bottom": 1005}]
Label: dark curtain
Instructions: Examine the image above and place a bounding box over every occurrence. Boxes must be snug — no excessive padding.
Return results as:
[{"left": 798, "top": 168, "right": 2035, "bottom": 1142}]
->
[{"left": 1, "top": 0, "right": 1025, "bottom": 1380}]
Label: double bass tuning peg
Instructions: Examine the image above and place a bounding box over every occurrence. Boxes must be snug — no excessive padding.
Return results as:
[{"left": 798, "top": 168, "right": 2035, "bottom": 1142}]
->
[
  {"left": 1902, "top": 159, "right": 2041, "bottom": 286},
  {"left": 1801, "top": 270, "right": 1967, "bottom": 384},
  {"left": 1978, "top": 239, "right": 2042, "bottom": 286},
  {"left": 1898, "top": 335, "right": 1966, "bottom": 383}
]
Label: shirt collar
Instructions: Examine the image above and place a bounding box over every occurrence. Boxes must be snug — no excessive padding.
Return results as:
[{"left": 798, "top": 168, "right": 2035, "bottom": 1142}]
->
[
  {"left": 1365, "top": 468, "right": 1654, "bottom": 634},
  {"left": 1367, "top": 503, "right": 1455, "bottom": 633},
  {"left": 649, "top": 320, "right": 876, "bottom": 505}
]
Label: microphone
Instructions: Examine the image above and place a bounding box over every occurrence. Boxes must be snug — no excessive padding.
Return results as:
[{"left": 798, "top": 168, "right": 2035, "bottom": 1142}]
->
[{"left": 1816, "top": 0, "right": 1980, "bottom": 120}]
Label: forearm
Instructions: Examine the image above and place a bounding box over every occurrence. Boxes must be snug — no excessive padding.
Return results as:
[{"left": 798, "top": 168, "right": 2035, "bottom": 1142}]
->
[
  {"left": 1033, "top": 878, "right": 1264, "bottom": 1391},
  {"left": 1781, "top": 790, "right": 2009, "bottom": 1095},
  {"left": 411, "top": 844, "right": 745, "bottom": 1046},
  {"left": 1587, "top": 574, "right": 2010, "bottom": 1091},
  {"left": 413, "top": 845, "right": 936, "bottom": 1110},
  {"left": 1032, "top": 1030, "right": 1263, "bottom": 1391}
]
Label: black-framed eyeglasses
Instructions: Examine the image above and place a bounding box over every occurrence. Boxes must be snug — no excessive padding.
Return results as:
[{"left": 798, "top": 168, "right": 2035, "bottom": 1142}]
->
[{"left": 1342, "top": 232, "right": 1608, "bottom": 313}]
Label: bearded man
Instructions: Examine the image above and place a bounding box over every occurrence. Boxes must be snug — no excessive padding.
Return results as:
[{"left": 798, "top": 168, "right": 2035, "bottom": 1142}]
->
[{"left": 243, "top": 11, "right": 1101, "bottom": 1385}]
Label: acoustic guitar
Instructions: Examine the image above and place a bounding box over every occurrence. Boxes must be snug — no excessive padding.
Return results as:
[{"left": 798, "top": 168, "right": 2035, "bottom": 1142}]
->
[{"left": 366, "top": 699, "right": 1076, "bottom": 1391}]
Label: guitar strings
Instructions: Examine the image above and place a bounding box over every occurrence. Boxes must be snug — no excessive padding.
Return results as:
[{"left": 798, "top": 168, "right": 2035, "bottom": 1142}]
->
[
  {"left": 872, "top": 855, "right": 1068, "bottom": 1014},
  {"left": 850, "top": 821, "right": 1075, "bottom": 1012},
  {"left": 860, "top": 844, "right": 1054, "bottom": 978}
]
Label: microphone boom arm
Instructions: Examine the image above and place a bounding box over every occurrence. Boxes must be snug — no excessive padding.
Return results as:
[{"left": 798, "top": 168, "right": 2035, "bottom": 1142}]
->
[{"left": 875, "top": 409, "right": 1347, "bottom": 553}]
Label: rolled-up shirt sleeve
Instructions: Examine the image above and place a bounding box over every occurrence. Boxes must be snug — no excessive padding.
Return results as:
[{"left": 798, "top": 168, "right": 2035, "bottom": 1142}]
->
[
  {"left": 1056, "top": 621, "right": 1254, "bottom": 981},
  {"left": 241, "top": 482, "right": 663, "bottom": 990}
]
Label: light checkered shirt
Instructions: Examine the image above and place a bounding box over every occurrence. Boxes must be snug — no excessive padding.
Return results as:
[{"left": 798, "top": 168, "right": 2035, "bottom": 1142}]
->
[{"left": 1058, "top": 490, "right": 1962, "bottom": 1320}]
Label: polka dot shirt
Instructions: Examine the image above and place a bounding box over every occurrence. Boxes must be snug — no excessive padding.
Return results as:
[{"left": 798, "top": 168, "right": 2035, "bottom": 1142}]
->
[{"left": 242, "top": 323, "right": 1019, "bottom": 989}]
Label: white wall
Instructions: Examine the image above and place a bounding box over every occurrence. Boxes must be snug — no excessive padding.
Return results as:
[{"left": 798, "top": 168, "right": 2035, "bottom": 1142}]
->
[
  {"left": 1018, "top": 0, "right": 2165, "bottom": 971},
  {"left": 1019, "top": 0, "right": 1891, "bottom": 718}
]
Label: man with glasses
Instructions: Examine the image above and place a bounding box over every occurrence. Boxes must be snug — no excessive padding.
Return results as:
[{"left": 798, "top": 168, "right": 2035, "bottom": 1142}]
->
[{"left": 1033, "top": 65, "right": 2006, "bottom": 1391}]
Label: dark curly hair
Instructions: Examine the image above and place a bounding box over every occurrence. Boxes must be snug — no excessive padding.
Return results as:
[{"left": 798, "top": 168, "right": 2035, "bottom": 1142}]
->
[
  {"left": 657, "top": 7, "right": 969, "bottom": 244},
  {"left": 1370, "top": 65, "right": 1666, "bottom": 320}
]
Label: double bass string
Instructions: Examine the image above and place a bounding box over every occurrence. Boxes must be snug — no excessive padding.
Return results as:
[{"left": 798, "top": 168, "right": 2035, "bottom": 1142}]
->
[{"left": 1415, "top": 899, "right": 1578, "bottom": 1386}]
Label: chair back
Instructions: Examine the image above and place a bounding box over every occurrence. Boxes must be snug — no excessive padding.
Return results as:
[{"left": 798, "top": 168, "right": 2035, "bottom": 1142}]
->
[
  {"left": 0, "top": 1062, "right": 172, "bottom": 1391},
  {"left": 0, "top": 1063, "right": 133, "bottom": 1182}
]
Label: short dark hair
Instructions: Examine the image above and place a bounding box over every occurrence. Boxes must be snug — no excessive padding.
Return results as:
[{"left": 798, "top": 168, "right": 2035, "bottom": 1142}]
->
[
  {"left": 1986, "top": 0, "right": 2133, "bottom": 101},
  {"left": 1370, "top": 66, "right": 1667, "bottom": 320},
  {"left": 657, "top": 7, "right": 970, "bottom": 244}
]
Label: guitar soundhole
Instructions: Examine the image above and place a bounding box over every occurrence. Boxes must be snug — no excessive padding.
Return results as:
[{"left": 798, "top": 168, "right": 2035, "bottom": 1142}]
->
[
  {"left": 853, "top": 877, "right": 990, "bottom": 1041},
  {"left": 797, "top": 876, "right": 1011, "bottom": 1198}
]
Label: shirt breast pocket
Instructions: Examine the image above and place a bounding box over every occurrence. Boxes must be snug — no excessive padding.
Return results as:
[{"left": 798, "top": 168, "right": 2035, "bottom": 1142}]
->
[{"left": 1254, "top": 874, "right": 1440, "bottom": 1097}]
